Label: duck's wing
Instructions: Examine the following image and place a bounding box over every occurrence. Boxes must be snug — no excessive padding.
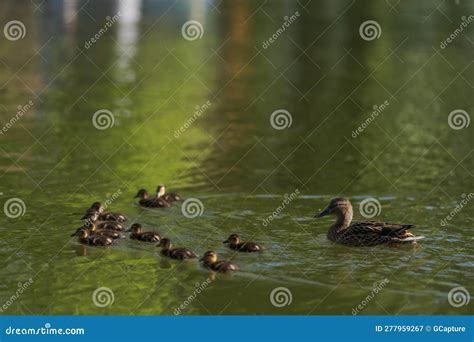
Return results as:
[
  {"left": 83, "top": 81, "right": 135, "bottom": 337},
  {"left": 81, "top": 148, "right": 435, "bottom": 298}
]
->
[{"left": 348, "top": 221, "right": 415, "bottom": 237}]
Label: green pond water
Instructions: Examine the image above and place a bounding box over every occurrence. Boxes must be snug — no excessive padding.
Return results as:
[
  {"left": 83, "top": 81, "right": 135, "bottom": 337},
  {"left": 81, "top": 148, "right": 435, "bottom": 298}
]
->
[{"left": 0, "top": 0, "right": 472, "bottom": 315}]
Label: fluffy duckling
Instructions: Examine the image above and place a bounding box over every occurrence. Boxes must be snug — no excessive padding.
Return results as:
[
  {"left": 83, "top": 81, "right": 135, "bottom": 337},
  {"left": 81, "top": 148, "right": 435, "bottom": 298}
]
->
[
  {"left": 158, "top": 238, "right": 197, "bottom": 260},
  {"left": 78, "top": 229, "right": 113, "bottom": 246},
  {"left": 134, "top": 189, "right": 170, "bottom": 208},
  {"left": 71, "top": 223, "right": 121, "bottom": 239},
  {"left": 200, "top": 251, "right": 239, "bottom": 273},
  {"left": 81, "top": 208, "right": 127, "bottom": 223},
  {"left": 129, "top": 223, "right": 161, "bottom": 243},
  {"left": 316, "top": 197, "right": 424, "bottom": 246},
  {"left": 223, "top": 234, "right": 263, "bottom": 252},
  {"left": 156, "top": 185, "right": 183, "bottom": 202}
]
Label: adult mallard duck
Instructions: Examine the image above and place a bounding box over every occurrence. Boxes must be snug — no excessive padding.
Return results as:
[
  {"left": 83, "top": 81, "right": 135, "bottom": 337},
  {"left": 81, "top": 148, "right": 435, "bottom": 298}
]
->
[
  {"left": 78, "top": 229, "right": 113, "bottom": 246},
  {"left": 223, "top": 234, "right": 263, "bottom": 252},
  {"left": 128, "top": 223, "right": 161, "bottom": 243},
  {"left": 158, "top": 238, "right": 197, "bottom": 260},
  {"left": 200, "top": 251, "right": 239, "bottom": 272},
  {"left": 316, "top": 197, "right": 424, "bottom": 246},
  {"left": 134, "top": 189, "right": 170, "bottom": 208},
  {"left": 156, "top": 185, "right": 183, "bottom": 202}
]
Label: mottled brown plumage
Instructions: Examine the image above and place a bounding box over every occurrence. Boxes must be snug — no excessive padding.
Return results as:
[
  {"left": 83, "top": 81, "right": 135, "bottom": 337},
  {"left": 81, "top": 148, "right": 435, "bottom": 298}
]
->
[
  {"left": 134, "top": 189, "right": 170, "bottom": 208},
  {"left": 200, "top": 251, "right": 239, "bottom": 273},
  {"left": 223, "top": 234, "right": 263, "bottom": 252},
  {"left": 129, "top": 223, "right": 161, "bottom": 243},
  {"left": 78, "top": 229, "right": 113, "bottom": 246},
  {"left": 158, "top": 238, "right": 197, "bottom": 260},
  {"left": 156, "top": 185, "right": 183, "bottom": 202}
]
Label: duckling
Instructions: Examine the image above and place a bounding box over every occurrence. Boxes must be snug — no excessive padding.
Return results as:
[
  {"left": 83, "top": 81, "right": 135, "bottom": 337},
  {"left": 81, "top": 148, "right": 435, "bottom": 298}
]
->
[
  {"left": 78, "top": 229, "right": 113, "bottom": 246},
  {"left": 71, "top": 222, "right": 121, "bottom": 239},
  {"left": 315, "top": 197, "right": 424, "bottom": 247},
  {"left": 158, "top": 238, "right": 197, "bottom": 260},
  {"left": 156, "top": 185, "right": 183, "bottom": 202},
  {"left": 81, "top": 208, "right": 127, "bottom": 223},
  {"left": 80, "top": 202, "right": 104, "bottom": 219},
  {"left": 200, "top": 251, "right": 239, "bottom": 273},
  {"left": 129, "top": 223, "right": 161, "bottom": 243},
  {"left": 223, "top": 234, "right": 263, "bottom": 252},
  {"left": 134, "top": 189, "right": 170, "bottom": 208},
  {"left": 95, "top": 220, "right": 126, "bottom": 231}
]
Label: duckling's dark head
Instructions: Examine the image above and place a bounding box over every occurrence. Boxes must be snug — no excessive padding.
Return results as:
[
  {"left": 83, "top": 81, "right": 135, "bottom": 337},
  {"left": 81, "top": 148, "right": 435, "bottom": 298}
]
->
[
  {"left": 79, "top": 229, "right": 90, "bottom": 239},
  {"left": 156, "top": 185, "right": 165, "bottom": 197},
  {"left": 134, "top": 189, "right": 148, "bottom": 199},
  {"left": 83, "top": 221, "right": 97, "bottom": 231},
  {"left": 316, "top": 197, "right": 352, "bottom": 218},
  {"left": 200, "top": 250, "right": 217, "bottom": 263},
  {"left": 159, "top": 238, "right": 171, "bottom": 248},
  {"left": 129, "top": 223, "right": 143, "bottom": 233},
  {"left": 90, "top": 202, "right": 102, "bottom": 210},
  {"left": 223, "top": 234, "right": 240, "bottom": 244}
]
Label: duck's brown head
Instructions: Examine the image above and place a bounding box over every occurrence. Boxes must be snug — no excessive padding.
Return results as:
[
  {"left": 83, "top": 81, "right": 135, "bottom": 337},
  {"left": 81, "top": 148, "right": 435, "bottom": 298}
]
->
[
  {"left": 156, "top": 185, "right": 166, "bottom": 197},
  {"left": 316, "top": 197, "right": 353, "bottom": 219},
  {"left": 159, "top": 238, "right": 171, "bottom": 249},
  {"left": 200, "top": 251, "right": 217, "bottom": 263},
  {"left": 223, "top": 234, "right": 240, "bottom": 244},
  {"left": 134, "top": 189, "right": 148, "bottom": 199},
  {"left": 79, "top": 229, "right": 90, "bottom": 239},
  {"left": 129, "top": 223, "right": 143, "bottom": 234},
  {"left": 90, "top": 202, "right": 103, "bottom": 210}
]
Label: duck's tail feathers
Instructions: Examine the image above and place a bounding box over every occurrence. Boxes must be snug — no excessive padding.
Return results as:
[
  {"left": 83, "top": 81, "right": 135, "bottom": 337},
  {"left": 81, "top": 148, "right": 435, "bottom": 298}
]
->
[{"left": 398, "top": 235, "right": 425, "bottom": 242}]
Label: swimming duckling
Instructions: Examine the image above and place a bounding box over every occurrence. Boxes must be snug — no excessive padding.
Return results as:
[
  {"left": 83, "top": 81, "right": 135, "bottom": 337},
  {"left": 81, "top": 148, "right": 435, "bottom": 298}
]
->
[
  {"left": 158, "top": 238, "right": 197, "bottom": 260},
  {"left": 223, "top": 234, "right": 263, "bottom": 252},
  {"left": 134, "top": 189, "right": 170, "bottom": 208},
  {"left": 200, "top": 251, "right": 239, "bottom": 273},
  {"left": 95, "top": 220, "right": 126, "bottom": 231},
  {"left": 129, "top": 223, "right": 161, "bottom": 243},
  {"left": 78, "top": 229, "right": 113, "bottom": 246},
  {"left": 81, "top": 209, "right": 127, "bottom": 223},
  {"left": 80, "top": 202, "right": 104, "bottom": 220},
  {"left": 156, "top": 185, "right": 183, "bottom": 202},
  {"left": 316, "top": 197, "right": 424, "bottom": 246},
  {"left": 71, "top": 223, "right": 121, "bottom": 239}
]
